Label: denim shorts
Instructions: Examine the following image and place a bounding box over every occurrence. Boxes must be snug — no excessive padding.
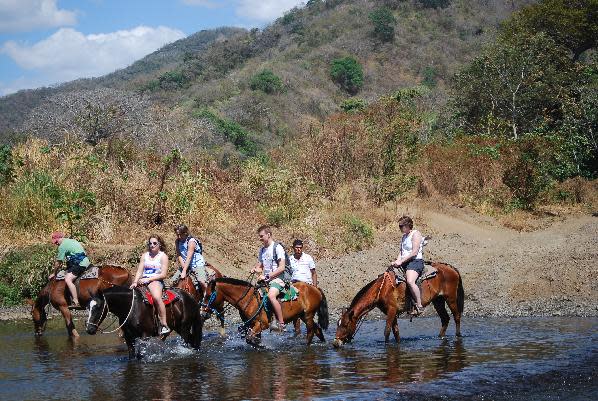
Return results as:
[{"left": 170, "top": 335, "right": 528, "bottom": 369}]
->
[{"left": 404, "top": 259, "right": 424, "bottom": 275}]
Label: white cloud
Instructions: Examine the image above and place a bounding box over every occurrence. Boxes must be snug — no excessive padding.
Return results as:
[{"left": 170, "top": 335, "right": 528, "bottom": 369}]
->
[
  {"left": 0, "top": 0, "right": 77, "bottom": 33},
  {"left": 1, "top": 26, "right": 185, "bottom": 95},
  {"left": 235, "top": 0, "right": 304, "bottom": 23},
  {"left": 181, "top": 0, "right": 221, "bottom": 8}
]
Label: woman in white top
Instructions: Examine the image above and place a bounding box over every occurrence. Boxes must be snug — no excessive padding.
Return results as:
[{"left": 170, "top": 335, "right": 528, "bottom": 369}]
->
[
  {"left": 130, "top": 234, "right": 170, "bottom": 334},
  {"left": 391, "top": 216, "right": 425, "bottom": 315}
]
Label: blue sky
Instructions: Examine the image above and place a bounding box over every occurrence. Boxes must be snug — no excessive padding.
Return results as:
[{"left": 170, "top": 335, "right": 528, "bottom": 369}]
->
[{"left": 0, "top": 0, "right": 303, "bottom": 96}]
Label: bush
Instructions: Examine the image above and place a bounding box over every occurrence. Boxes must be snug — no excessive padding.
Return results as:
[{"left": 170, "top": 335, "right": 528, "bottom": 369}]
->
[
  {"left": 0, "top": 244, "right": 55, "bottom": 305},
  {"left": 340, "top": 98, "right": 367, "bottom": 113},
  {"left": 249, "top": 69, "right": 284, "bottom": 94},
  {"left": 369, "top": 7, "right": 396, "bottom": 42},
  {"left": 0, "top": 145, "right": 13, "bottom": 186},
  {"left": 193, "top": 108, "right": 258, "bottom": 156},
  {"left": 343, "top": 215, "right": 374, "bottom": 251},
  {"left": 330, "top": 56, "right": 364, "bottom": 95},
  {"left": 419, "top": 0, "right": 451, "bottom": 9}
]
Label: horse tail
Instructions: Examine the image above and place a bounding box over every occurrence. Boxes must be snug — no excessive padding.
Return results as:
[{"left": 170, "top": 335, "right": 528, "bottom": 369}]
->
[
  {"left": 317, "top": 288, "right": 329, "bottom": 331},
  {"left": 456, "top": 269, "right": 465, "bottom": 314}
]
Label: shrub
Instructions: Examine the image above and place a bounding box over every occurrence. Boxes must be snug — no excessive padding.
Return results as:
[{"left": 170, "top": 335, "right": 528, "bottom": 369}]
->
[
  {"left": 369, "top": 7, "right": 397, "bottom": 42},
  {"left": 422, "top": 66, "right": 438, "bottom": 88},
  {"left": 343, "top": 215, "right": 374, "bottom": 251},
  {"left": 330, "top": 56, "right": 364, "bottom": 95},
  {"left": 419, "top": 0, "right": 451, "bottom": 9},
  {"left": 158, "top": 70, "right": 190, "bottom": 89},
  {"left": 249, "top": 69, "right": 284, "bottom": 94},
  {"left": 340, "top": 98, "right": 367, "bottom": 113},
  {"left": 0, "top": 145, "right": 13, "bottom": 186},
  {"left": 193, "top": 108, "right": 258, "bottom": 157},
  {"left": 0, "top": 244, "right": 55, "bottom": 305}
]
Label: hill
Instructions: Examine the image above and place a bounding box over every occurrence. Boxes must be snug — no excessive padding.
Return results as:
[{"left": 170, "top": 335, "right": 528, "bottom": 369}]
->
[{"left": 0, "top": 0, "right": 534, "bottom": 157}]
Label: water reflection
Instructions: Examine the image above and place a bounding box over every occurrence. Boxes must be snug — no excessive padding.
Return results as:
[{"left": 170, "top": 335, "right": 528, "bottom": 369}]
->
[{"left": 0, "top": 318, "right": 596, "bottom": 401}]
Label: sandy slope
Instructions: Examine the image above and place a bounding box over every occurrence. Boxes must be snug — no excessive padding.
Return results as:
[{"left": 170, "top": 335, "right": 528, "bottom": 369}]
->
[{"left": 314, "top": 206, "right": 598, "bottom": 317}]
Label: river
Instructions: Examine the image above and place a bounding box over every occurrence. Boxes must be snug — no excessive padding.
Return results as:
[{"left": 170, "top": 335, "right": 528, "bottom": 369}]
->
[{"left": 0, "top": 316, "right": 595, "bottom": 400}]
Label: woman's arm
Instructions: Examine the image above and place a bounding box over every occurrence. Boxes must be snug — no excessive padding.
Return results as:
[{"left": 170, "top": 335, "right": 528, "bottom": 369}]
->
[
  {"left": 393, "top": 231, "right": 423, "bottom": 265},
  {"left": 180, "top": 239, "right": 195, "bottom": 278},
  {"left": 130, "top": 254, "right": 145, "bottom": 288}
]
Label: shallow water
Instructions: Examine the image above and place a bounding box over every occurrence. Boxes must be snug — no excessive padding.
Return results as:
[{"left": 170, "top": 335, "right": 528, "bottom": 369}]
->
[{"left": 0, "top": 316, "right": 595, "bottom": 400}]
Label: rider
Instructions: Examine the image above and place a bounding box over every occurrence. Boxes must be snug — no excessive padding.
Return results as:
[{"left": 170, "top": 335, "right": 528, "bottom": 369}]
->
[
  {"left": 250, "top": 225, "right": 289, "bottom": 332},
  {"left": 391, "top": 216, "right": 425, "bottom": 316},
  {"left": 48, "top": 232, "right": 91, "bottom": 309},
  {"left": 171, "top": 224, "right": 207, "bottom": 293},
  {"left": 290, "top": 239, "right": 317, "bottom": 287},
  {"left": 130, "top": 234, "right": 170, "bottom": 335}
]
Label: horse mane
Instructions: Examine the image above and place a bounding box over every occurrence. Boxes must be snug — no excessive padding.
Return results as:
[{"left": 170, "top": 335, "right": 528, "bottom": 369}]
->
[
  {"left": 349, "top": 275, "right": 382, "bottom": 308},
  {"left": 215, "top": 277, "right": 252, "bottom": 287}
]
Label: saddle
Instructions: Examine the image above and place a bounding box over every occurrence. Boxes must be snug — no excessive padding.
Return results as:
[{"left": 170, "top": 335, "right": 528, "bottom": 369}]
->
[
  {"left": 55, "top": 265, "right": 99, "bottom": 281},
  {"left": 259, "top": 284, "right": 299, "bottom": 303},
  {"left": 394, "top": 262, "right": 437, "bottom": 286},
  {"left": 141, "top": 288, "right": 179, "bottom": 306}
]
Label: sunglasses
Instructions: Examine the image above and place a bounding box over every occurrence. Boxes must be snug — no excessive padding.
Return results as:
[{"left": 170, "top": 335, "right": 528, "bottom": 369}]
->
[{"left": 148, "top": 241, "right": 159, "bottom": 246}]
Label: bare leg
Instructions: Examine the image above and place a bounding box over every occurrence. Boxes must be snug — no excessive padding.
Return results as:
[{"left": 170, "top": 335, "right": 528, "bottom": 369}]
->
[
  {"left": 406, "top": 270, "right": 422, "bottom": 309},
  {"left": 268, "top": 287, "right": 284, "bottom": 325},
  {"left": 64, "top": 273, "right": 79, "bottom": 305},
  {"left": 148, "top": 282, "right": 168, "bottom": 327}
]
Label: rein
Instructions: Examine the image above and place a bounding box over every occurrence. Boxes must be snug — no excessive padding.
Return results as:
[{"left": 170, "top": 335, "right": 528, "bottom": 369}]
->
[{"left": 87, "top": 289, "right": 136, "bottom": 334}]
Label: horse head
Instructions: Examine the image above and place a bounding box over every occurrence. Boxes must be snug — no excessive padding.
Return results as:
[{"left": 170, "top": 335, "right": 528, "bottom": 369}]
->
[
  {"left": 333, "top": 308, "right": 357, "bottom": 348},
  {"left": 86, "top": 294, "right": 107, "bottom": 335},
  {"left": 29, "top": 297, "right": 47, "bottom": 336}
]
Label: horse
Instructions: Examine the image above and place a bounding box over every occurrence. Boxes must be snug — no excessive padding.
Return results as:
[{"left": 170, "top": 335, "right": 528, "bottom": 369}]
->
[
  {"left": 86, "top": 286, "right": 203, "bottom": 358},
  {"left": 30, "top": 264, "right": 131, "bottom": 337},
  {"left": 333, "top": 262, "right": 464, "bottom": 347},
  {"left": 204, "top": 277, "right": 329, "bottom": 346},
  {"left": 174, "top": 264, "right": 226, "bottom": 335}
]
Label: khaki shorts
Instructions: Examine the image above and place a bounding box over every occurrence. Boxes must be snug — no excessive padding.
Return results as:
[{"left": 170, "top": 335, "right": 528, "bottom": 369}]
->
[{"left": 171, "top": 267, "right": 207, "bottom": 287}]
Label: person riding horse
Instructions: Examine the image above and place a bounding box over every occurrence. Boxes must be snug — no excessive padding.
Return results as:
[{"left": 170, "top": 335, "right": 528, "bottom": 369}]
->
[
  {"left": 250, "top": 225, "right": 293, "bottom": 332},
  {"left": 171, "top": 224, "right": 207, "bottom": 294},
  {"left": 391, "top": 215, "right": 425, "bottom": 316},
  {"left": 130, "top": 234, "right": 171, "bottom": 335},
  {"left": 48, "top": 232, "right": 91, "bottom": 310}
]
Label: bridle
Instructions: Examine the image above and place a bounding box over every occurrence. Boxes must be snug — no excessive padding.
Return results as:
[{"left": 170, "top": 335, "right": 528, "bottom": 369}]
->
[{"left": 87, "top": 289, "right": 136, "bottom": 334}]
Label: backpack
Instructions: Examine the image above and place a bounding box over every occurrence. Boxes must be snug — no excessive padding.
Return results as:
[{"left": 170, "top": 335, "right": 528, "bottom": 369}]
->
[
  {"left": 272, "top": 242, "right": 293, "bottom": 282},
  {"left": 185, "top": 236, "right": 203, "bottom": 255}
]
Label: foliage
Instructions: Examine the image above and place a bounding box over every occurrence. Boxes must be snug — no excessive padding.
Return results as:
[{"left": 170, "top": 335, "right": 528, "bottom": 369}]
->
[
  {"left": 502, "top": 0, "right": 598, "bottom": 60},
  {"left": 330, "top": 56, "right": 364, "bottom": 95},
  {"left": 343, "top": 215, "right": 374, "bottom": 251},
  {"left": 368, "top": 7, "right": 396, "bottom": 42},
  {"left": 158, "top": 70, "right": 191, "bottom": 89},
  {"left": 0, "top": 244, "right": 55, "bottom": 305},
  {"left": 53, "top": 190, "right": 97, "bottom": 241},
  {"left": 422, "top": 66, "right": 437, "bottom": 88},
  {"left": 418, "top": 0, "right": 451, "bottom": 9},
  {"left": 193, "top": 108, "right": 258, "bottom": 157},
  {"left": 249, "top": 69, "right": 284, "bottom": 94},
  {"left": 340, "top": 98, "right": 367, "bottom": 113},
  {"left": 0, "top": 145, "right": 13, "bottom": 186}
]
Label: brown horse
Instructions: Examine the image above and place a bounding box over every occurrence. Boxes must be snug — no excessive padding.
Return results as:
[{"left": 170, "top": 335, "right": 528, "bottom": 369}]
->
[
  {"left": 333, "top": 262, "right": 464, "bottom": 347},
  {"left": 174, "top": 264, "right": 226, "bottom": 335},
  {"left": 30, "top": 264, "right": 131, "bottom": 337},
  {"left": 204, "top": 277, "right": 329, "bottom": 346}
]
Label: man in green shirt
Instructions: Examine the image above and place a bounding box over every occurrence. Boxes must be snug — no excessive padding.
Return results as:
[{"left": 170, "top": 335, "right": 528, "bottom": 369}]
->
[{"left": 48, "top": 232, "right": 91, "bottom": 309}]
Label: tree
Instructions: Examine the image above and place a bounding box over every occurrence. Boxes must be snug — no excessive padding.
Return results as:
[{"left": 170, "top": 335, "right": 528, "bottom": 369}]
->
[
  {"left": 502, "top": 0, "right": 598, "bottom": 61},
  {"left": 453, "top": 33, "right": 580, "bottom": 139},
  {"left": 330, "top": 56, "right": 364, "bottom": 95},
  {"left": 369, "top": 7, "right": 397, "bottom": 42}
]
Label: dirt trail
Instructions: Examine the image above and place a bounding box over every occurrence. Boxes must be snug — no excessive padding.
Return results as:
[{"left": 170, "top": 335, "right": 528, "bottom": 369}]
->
[{"left": 315, "top": 206, "right": 598, "bottom": 317}]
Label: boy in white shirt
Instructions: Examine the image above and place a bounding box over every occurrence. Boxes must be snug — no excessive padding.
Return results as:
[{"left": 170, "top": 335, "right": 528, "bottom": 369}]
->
[{"left": 290, "top": 239, "right": 317, "bottom": 287}]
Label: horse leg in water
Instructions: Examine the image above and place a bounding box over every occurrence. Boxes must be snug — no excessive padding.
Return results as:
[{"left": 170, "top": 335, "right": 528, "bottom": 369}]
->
[
  {"left": 391, "top": 315, "right": 400, "bottom": 342},
  {"left": 432, "top": 297, "right": 451, "bottom": 338},
  {"left": 444, "top": 294, "right": 462, "bottom": 337},
  {"left": 58, "top": 304, "right": 79, "bottom": 337},
  {"left": 293, "top": 318, "right": 301, "bottom": 336}
]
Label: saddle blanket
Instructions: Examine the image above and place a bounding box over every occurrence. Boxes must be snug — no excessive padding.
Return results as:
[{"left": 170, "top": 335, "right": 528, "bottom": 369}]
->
[
  {"left": 141, "top": 289, "right": 179, "bottom": 306},
  {"left": 394, "top": 263, "right": 437, "bottom": 285},
  {"left": 55, "top": 265, "right": 99, "bottom": 281},
  {"left": 260, "top": 285, "right": 299, "bottom": 302}
]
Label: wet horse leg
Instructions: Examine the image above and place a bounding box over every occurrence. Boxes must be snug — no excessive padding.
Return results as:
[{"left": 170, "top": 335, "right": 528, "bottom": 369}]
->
[
  {"left": 304, "top": 312, "right": 317, "bottom": 345},
  {"left": 444, "top": 295, "right": 462, "bottom": 337},
  {"left": 293, "top": 318, "right": 301, "bottom": 336},
  {"left": 58, "top": 305, "right": 79, "bottom": 338},
  {"left": 391, "top": 316, "right": 400, "bottom": 343},
  {"left": 432, "top": 297, "right": 450, "bottom": 338}
]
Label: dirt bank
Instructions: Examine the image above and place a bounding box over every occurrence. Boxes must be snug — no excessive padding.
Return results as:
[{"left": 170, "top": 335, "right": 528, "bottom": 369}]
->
[{"left": 2, "top": 206, "right": 596, "bottom": 321}]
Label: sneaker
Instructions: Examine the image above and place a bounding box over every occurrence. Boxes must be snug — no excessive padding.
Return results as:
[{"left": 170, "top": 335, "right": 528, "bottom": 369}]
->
[
  {"left": 68, "top": 302, "right": 81, "bottom": 310},
  {"left": 160, "top": 325, "right": 171, "bottom": 335}
]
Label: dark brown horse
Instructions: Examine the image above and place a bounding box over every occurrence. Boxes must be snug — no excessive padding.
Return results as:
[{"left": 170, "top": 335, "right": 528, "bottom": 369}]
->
[
  {"left": 30, "top": 264, "right": 131, "bottom": 337},
  {"left": 174, "top": 264, "right": 226, "bottom": 335},
  {"left": 204, "top": 277, "right": 329, "bottom": 346},
  {"left": 333, "top": 262, "right": 464, "bottom": 347},
  {"left": 86, "top": 286, "right": 203, "bottom": 358}
]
